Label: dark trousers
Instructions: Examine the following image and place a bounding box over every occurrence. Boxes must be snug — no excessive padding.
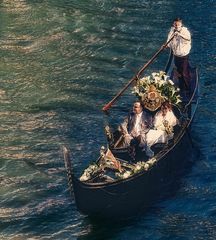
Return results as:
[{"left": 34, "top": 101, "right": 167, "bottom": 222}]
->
[{"left": 174, "top": 55, "right": 191, "bottom": 91}]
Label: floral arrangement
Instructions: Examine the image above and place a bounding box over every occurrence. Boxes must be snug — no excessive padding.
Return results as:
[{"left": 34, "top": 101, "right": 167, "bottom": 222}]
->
[
  {"left": 133, "top": 71, "right": 182, "bottom": 106},
  {"left": 79, "top": 163, "right": 100, "bottom": 181},
  {"left": 115, "top": 158, "right": 157, "bottom": 180},
  {"left": 80, "top": 157, "right": 158, "bottom": 181}
]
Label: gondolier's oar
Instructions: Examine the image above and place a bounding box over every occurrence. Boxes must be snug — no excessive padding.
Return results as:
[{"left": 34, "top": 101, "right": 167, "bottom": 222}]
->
[{"left": 102, "top": 35, "right": 175, "bottom": 112}]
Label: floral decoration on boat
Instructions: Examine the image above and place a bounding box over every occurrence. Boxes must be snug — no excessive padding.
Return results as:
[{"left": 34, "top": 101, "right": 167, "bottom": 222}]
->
[
  {"left": 79, "top": 146, "right": 158, "bottom": 182},
  {"left": 133, "top": 71, "right": 181, "bottom": 111},
  {"left": 115, "top": 158, "right": 157, "bottom": 179}
]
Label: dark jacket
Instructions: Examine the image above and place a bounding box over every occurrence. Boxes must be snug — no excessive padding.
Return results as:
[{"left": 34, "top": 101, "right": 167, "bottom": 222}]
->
[{"left": 121, "top": 111, "right": 153, "bottom": 135}]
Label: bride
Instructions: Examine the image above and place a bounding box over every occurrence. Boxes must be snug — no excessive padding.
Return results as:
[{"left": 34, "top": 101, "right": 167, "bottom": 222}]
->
[{"left": 145, "top": 101, "right": 178, "bottom": 157}]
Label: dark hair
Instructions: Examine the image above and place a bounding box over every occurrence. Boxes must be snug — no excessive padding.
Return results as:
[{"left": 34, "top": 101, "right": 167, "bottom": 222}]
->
[
  {"left": 134, "top": 101, "right": 143, "bottom": 108},
  {"left": 162, "top": 101, "right": 172, "bottom": 110},
  {"left": 173, "top": 17, "right": 182, "bottom": 22}
]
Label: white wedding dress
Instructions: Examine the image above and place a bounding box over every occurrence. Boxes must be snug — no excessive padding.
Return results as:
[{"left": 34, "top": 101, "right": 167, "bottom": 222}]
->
[{"left": 146, "top": 110, "right": 178, "bottom": 148}]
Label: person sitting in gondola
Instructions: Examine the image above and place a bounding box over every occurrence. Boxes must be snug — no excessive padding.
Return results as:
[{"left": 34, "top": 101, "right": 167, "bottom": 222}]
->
[
  {"left": 145, "top": 101, "right": 178, "bottom": 157},
  {"left": 120, "top": 101, "right": 153, "bottom": 155}
]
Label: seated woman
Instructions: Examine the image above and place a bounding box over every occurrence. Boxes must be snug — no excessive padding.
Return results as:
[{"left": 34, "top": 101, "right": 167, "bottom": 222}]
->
[{"left": 145, "top": 101, "right": 178, "bottom": 157}]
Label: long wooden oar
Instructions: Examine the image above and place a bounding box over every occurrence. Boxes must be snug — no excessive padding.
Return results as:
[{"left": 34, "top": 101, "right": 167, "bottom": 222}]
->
[{"left": 102, "top": 35, "right": 175, "bottom": 112}]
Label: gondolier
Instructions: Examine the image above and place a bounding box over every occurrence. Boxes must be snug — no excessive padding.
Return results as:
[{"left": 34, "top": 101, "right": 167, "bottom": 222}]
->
[{"left": 167, "top": 17, "right": 191, "bottom": 93}]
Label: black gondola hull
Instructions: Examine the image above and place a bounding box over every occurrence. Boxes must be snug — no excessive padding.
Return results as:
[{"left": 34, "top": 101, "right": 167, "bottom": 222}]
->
[
  {"left": 64, "top": 56, "right": 199, "bottom": 219},
  {"left": 72, "top": 130, "right": 194, "bottom": 218}
]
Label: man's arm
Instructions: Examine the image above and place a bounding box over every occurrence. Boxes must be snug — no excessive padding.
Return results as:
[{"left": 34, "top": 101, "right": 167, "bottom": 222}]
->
[
  {"left": 176, "top": 27, "right": 191, "bottom": 41},
  {"left": 120, "top": 116, "right": 129, "bottom": 135}
]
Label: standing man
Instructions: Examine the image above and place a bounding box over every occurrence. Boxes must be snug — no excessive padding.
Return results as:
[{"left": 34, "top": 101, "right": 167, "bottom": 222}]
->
[{"left": 167, "top": 18, "right": 191, "bottom": 92}]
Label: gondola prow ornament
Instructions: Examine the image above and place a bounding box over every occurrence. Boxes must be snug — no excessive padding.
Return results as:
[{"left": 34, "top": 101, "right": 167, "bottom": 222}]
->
[{"left": 99, "top": 146, "right": 122, "bottom": 172}]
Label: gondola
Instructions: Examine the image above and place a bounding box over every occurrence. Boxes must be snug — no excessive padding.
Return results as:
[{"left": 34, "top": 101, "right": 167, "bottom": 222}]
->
[{"left": 63, "top": 50, "right": 199, "bottom": 219}]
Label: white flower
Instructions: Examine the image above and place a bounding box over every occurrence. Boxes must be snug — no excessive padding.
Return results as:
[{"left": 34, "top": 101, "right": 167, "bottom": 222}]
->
[
  {"left": 176, "top": 98, "right": 182, "bottom": 104},
  {"left": 122, "top": 171, "right": 132, "bottom": 179},
  {"left": 147, "top": 158, "right": 157, "bottom": 167},
  {"left": 163, "top": 75, "right": 169, "bottom": 81},
  {"left": 134, "top": 164, "right": 142, "bottom": 172},
  {"left": 115, "top": 170, "right": 133, "bottom": 179},
  {"left": 152, "top": 72, "right": 157, "bottom": 78},
  {"left": 171, "top": 88, "right": 176, "bottom": 96},
  {"left": 154, "top": 76, "right": 161, "bottom": 82},
  {"left": 159, "top": 71, "right": 166, "bottom": 76},
  {"left": 158, "top": 79, "right": 165, "bottom": 87},
  {"left": 132, "top": 86, "right": 139, "bottom": 95},
  {"left": 168, "top": 80, "right": 174, "bottom": 85},
  {"left": 144, "top": 163, "right": 149, "bottom": 171}
]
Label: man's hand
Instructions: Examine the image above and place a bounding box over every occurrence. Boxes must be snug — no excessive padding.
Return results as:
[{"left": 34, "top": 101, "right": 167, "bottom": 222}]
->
[{"left": 174, "top": 31, "right": 179, "bottom": 37}]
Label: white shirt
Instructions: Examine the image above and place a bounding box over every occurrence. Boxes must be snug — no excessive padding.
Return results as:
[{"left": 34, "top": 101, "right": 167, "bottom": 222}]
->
[
  {"left": 167, "top": 26, "right": 191, "bottom": 57},
  {"left": 132, "top": 112, "right": 143, "bottom": 136}
]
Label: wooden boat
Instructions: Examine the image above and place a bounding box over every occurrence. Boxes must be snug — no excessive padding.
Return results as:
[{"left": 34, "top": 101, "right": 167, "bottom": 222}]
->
[{"left": 63, "top": 52, "right": 199, "bottom": 219}]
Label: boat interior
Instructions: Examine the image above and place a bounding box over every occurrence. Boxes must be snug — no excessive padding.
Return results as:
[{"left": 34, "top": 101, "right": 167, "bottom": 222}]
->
[{"left": 79, "top": 64, "right": 199, "bottom": 184}]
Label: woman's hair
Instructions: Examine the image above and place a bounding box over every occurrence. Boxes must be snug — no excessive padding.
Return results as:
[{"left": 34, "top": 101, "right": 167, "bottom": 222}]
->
[{"left": 162, "top": 101, "right": 172, "bottom": 110}]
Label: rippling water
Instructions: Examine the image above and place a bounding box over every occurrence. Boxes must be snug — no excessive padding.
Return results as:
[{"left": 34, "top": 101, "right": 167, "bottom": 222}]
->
[{"left": 0, "top": 0, "right": 215, "bottom": 239}]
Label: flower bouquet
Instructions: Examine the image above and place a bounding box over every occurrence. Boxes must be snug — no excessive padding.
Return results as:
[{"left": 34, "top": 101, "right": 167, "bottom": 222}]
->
[{"left": 133, "top": 71, "right": 181, "bottom": 111}]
